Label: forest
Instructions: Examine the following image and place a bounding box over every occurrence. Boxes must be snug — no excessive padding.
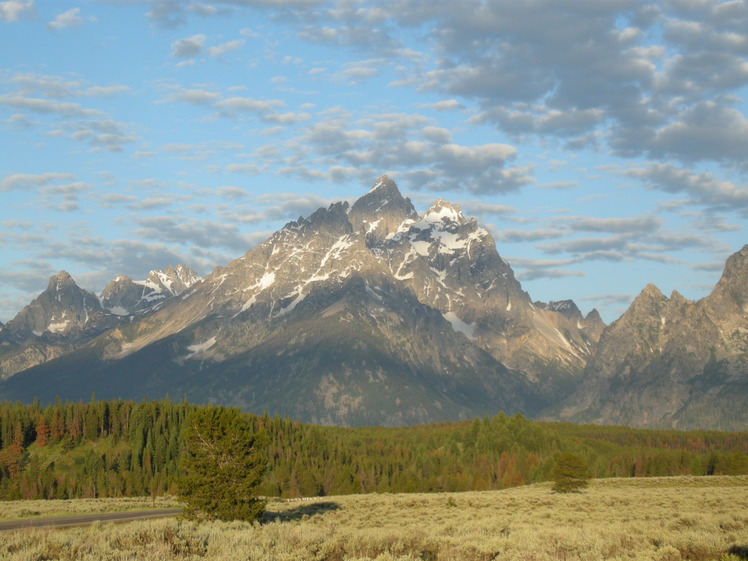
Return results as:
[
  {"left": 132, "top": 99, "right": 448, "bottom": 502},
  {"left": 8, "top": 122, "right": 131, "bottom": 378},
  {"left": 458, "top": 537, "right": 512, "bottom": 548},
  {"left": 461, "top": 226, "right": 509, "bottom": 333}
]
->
[{"left": 0, "top": 398, "right": 747, "bottom": 500}]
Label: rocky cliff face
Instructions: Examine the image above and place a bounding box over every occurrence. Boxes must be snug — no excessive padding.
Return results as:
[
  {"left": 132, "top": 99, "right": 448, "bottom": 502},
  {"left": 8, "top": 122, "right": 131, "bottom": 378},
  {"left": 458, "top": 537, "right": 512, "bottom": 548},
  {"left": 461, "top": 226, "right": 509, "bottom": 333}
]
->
[
  {"left": 0, "top": 176, "right": 600, "bottom": 426},
  {"left": 543, "top": 245, "right": 748, "bottom": 430}
]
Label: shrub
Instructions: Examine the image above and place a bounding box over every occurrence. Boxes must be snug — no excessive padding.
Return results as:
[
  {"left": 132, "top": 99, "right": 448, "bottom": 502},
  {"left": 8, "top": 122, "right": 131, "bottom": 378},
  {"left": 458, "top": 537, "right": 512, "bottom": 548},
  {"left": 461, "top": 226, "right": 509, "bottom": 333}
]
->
[{"left": 551, "top": 452, "right": 591, "bottom": 493}]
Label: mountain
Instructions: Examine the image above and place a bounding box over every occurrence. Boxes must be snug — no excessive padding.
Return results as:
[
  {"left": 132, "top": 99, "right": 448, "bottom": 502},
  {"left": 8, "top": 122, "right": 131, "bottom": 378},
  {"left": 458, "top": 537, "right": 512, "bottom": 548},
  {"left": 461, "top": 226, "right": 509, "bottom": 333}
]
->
[
  {"left": 0, "top": 176, "right": 601, "bottom": 426},
  {"left": 0, "top": 271, "right": 119, "bottom": 378},
  {"left": 0, "top": 266, "right": 200, "bottom": 379},
  {"left": 542, "top": 245, "right": 748, "bottom": 430},
  {"left": 4, "top": 176, "right": 742, "bottom": 430}
]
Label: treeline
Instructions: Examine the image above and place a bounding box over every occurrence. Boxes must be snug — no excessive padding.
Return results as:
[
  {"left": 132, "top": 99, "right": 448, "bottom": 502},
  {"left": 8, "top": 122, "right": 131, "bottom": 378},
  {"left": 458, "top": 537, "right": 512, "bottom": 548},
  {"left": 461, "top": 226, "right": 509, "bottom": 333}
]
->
[
  {"left": 0, "top": 398, "right": 186, "bottom": 500},
  {"left": 0, "top": 399, "right": 747, "bottom": 501}
]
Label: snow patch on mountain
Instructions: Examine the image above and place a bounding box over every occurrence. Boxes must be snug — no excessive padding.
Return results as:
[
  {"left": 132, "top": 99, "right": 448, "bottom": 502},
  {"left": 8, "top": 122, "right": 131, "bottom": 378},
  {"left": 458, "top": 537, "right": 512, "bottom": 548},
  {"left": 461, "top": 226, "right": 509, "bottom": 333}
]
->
[
  {"left": 186, "top": 336, "right": 216, "bottom": 359},
  {"left": 278, "top": 293, "right": 305, "bottom": 317},
  {"left": 47, "top": 319, "right": 71, "bottom": 333},
  {"left": 443, "top": 312, "right": 476, "bottom": 340},
  {"left": 368, "top": 176, "right": 387, "bottom": 194}
]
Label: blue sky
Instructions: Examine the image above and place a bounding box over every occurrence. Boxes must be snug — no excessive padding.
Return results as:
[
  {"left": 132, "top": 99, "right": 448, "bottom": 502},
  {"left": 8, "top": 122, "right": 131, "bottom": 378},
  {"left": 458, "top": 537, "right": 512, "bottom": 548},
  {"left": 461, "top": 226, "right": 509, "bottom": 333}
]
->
[{"left": 1, "top": 0, "right": 747, "bottom": 324}]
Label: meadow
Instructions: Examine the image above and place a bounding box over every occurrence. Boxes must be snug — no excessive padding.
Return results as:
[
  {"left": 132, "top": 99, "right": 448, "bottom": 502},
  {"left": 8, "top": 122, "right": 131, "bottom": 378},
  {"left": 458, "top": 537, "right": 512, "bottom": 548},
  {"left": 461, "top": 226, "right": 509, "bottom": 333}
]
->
[{"left": 1, "top": 475, "right": 746, "bottom": 561}]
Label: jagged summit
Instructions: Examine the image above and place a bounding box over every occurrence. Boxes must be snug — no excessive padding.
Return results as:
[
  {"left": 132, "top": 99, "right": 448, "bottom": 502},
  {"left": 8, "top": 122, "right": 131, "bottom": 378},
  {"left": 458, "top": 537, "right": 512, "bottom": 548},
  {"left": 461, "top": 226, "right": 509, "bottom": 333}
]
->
[
  {"left": 366, "top": 174, "right": 398, "bottom": 194},
  {"left": 48, "top": 270, "right": 76, "bottom": 290},
  {"left": 709, "top": 244, "right": 748, "bottom": 313},
  {"left": 539, "top": 300, "right": 583, "bottom": 320},
  {"left": 349, "top": 175, "right": 418, "bottom": 244},
  {"left": 100, "top": 264, "right": 201, "bottom": 316},
  {"left": 422, "top": 198, "right": 466, "bottom": 227},
  {"left": 0, "top": 271, "right": 117, "bottom": 376}
]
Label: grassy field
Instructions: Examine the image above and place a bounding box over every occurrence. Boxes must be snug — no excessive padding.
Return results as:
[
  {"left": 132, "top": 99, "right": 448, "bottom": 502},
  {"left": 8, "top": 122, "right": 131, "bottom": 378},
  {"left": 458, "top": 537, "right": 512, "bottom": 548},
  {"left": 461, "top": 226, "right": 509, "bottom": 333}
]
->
[{"left": 1, "top": 476, "right": 746, "bottom": 560}]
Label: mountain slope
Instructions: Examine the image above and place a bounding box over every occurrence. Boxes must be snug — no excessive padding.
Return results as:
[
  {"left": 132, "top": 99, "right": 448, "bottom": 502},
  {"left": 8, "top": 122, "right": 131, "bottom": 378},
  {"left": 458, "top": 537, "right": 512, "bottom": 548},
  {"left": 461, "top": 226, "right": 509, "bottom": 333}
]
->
[{"left": 542, "top": 245, "right": 748, "bottom": 430}]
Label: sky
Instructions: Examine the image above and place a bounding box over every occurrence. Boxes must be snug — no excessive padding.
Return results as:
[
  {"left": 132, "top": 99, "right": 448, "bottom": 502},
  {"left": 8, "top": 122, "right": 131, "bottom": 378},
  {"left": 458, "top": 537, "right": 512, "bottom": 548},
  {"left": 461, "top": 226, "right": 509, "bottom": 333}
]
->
[{"left": 1, "top": 0, "right": 747, "bottom": 325}]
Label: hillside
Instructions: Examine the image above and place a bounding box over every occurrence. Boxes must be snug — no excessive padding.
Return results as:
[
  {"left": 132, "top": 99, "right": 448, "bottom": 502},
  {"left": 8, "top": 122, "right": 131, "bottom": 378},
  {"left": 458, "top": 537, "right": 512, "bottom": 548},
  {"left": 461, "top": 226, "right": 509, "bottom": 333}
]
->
[{"left": 0, "top": 399, "right": 746, "bottom": 501}]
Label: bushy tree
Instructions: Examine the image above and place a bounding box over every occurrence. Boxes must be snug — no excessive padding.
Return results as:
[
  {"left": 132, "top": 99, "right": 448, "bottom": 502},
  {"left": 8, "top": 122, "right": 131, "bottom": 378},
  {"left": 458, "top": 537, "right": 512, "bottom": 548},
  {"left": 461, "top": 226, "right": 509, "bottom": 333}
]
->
[
  {"left": 551, "top": 451, "right": 590, "bottom": 493},
  {"left": 178, "top": 406, "right": 268, "bottom": 522}
]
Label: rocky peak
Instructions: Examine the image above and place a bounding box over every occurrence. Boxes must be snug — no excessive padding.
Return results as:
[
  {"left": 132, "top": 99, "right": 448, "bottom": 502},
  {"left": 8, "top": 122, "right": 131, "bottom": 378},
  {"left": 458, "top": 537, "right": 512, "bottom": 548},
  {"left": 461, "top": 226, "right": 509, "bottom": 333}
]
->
[
  {"left": 348, "top": 175, "right": 418, "bottom": 244},
  {"left": 422, "top": 198, "right": 466, "bottom": 229},
  {"left": 286, "top": 201, "right": 353, "bottom": 239},
  {"left": 585, "top": 309, "right": 603, "bottom": 323},
  {"left": 546, "top": 299, "right": 583, "bottom": 321},
  {"left": 48, "top": 270, "right": 76, "bottom": 292},
  {"left": 100, "top": 265, "right": 202, "bottom": 316},
  {"left": 1, "top": 271, "right": 110, "bottom": 343},
  {"left": 707, "top": 244, "right": 748, "bottom": 315},
  {"left": 165, "top": 264, "right": 201, "bottom": 288},
  {"left": 613, "top": 283, "right": 668, "bottom": 327}
]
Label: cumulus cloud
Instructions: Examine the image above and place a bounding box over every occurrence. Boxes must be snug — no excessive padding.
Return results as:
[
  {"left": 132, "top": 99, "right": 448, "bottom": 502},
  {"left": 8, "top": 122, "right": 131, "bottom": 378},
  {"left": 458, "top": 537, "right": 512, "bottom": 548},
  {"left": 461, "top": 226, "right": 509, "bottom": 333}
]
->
[
  {"left": 424, "top": 99, "right": 464, "bottom": 112},
  {"left": 158, "top": 87, "right": 221, "bottom": 105},
  {"left": 624, "top": 163, "right": 748, "bottom": 211},
  {"left": 63, "top": 118, "right": 138, "bottom": 152},
  {"left": 207, "top": 39, "right": 245, "bottom": 57},
  {"left": 171, "top": 34, "right": 206, "bottom": 58},
  {"left": 568, "top": 215, "right": 662, "bottom": 234},
  {"left": 133, "top": 216, "right": 256, "bottom": 252},
  {"left": 0, "top": 0, "right": 34, "bottom": 22},
  {"left": 0, "top": 172, "right": 74, "bottom": 191},
  {"left": 645, "top": 103, "right": 748, "bottom": 165},
  {"left": 238, "top": 0, "right": 748, "bottom": 172},
  {"left": 214, "top": 96, "right": 285, "bottom": 115},
  {"left": 274, "top": 110, "right": 533, "bottom": 194},
  {"left": 7, "top": 72, "right": 129, "bottom": 99},
  {"left": 48, "top": 8, "right": 94, "bottom": 30},
  {"left": 0, "top": 95, "right": 101, "bottom": 117},
  {"left": 507, "top": 256, "right": 586, "bottom": 281}
]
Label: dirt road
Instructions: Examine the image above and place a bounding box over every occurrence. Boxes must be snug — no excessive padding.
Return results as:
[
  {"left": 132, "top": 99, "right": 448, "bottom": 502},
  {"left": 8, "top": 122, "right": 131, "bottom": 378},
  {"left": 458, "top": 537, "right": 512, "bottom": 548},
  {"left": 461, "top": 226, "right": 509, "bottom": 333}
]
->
[{"left": 0, "top": 508, "right": 182, "bottom": 531}]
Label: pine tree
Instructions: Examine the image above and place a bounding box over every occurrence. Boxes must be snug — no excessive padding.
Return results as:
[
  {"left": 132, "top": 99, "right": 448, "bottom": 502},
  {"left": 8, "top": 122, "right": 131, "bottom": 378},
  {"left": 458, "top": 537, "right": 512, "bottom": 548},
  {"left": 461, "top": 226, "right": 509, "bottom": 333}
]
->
[
  {"left": 551, "top": 451, "right": 591, "bottom": 493},
  {"left": 35, "top": 415, "right": 50, "bottom": 447},
  {"left": 178, "top": 406, "right": 268, "bottom": 522}
]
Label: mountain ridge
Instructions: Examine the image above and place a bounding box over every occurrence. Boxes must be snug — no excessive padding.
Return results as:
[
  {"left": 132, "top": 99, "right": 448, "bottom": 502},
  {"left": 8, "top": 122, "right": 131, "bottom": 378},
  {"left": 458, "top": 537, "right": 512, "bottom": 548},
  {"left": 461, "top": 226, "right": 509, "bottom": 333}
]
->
[
  {"left": 541, "top": 244, "right": 748, "bottom": 430},
  {"left": 0, "top": 176, "right": 745, "bottom": 429}
]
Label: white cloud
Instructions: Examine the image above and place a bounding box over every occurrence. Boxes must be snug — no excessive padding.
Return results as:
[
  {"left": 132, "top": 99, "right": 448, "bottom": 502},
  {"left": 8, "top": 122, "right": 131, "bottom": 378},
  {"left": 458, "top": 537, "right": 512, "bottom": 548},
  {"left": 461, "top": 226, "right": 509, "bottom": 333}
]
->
[
  {"left": 625, "top": 163, "right": 748, "bottom": 211},
  {"left": 0, "top": 0, "right": 34, "bottom": 22},
  {"left": 214, "top": 96, "right": 285, "bottom": 115},
  {"left": 0, "top": 172, "right": 75, "bottom": 191},
  {"left": 160, "top": 87, "right": 220, "bottom": 105},
  {"left": 207, "top": 39, "right": 245, "bottom": 57},
  {"left": 171, "top": 34, "right": 206, "bottom": 58},
  {"left": 569, "top": 216, "right": 662, "bottom": 234},
  {"left": 48, "top": 8, "right": 94, "bottom": 30},
  {"left": 0, "top": 95, "right": 101, "bottom": 117}
]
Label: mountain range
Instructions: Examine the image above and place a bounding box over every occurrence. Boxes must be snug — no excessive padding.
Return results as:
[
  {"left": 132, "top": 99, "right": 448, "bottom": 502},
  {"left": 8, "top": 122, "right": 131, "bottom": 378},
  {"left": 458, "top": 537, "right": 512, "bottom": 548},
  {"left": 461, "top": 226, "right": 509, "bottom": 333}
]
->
[{"left": 0, "top": 176, "right": 745, "bottom": 429}]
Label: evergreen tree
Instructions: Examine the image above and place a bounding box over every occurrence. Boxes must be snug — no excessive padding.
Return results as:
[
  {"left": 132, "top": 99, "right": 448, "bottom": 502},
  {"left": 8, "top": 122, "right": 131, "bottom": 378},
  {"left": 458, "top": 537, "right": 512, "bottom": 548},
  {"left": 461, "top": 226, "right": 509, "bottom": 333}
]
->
[
  {"left": 35, "top": 415, "right": 50, "bottom": 447},
  {"left": 551, "top": 451, "right": 591, "bottom": 493},
  {"left": 178, "top": 406, "right": 268, "bottom": 522}
]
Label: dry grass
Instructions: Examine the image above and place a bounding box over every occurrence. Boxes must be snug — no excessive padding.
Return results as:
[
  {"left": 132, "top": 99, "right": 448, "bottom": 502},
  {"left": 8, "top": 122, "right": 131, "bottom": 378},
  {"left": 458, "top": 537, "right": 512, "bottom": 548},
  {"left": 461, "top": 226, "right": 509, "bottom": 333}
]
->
[{"left": 1, "top": 476, "right": 746, "bottom": 561}]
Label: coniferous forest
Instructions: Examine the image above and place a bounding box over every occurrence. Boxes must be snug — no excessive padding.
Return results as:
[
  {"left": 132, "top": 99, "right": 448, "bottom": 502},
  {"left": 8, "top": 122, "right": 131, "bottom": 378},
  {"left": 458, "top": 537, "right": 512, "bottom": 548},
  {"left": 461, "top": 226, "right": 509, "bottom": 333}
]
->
[{"left": 0, "top": 398, "right": 746, "bottom": 501}]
